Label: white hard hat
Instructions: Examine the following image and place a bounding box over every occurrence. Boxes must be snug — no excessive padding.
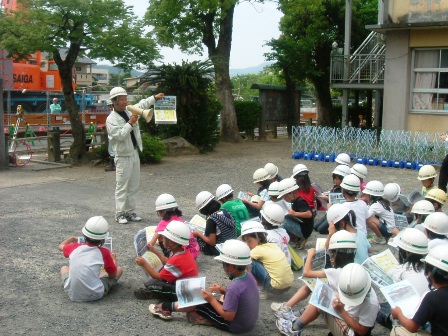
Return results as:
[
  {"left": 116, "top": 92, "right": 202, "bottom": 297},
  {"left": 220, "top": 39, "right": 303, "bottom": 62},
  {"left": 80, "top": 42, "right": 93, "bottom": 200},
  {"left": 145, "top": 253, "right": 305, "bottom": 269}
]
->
[
  {"left": 278, "top": 177, "right": 299, "bottom": 198},
  {"left": 328, "top": 230, "right": 357, "bottom": 250},
  {"left": 425, "top": 188, "right": 447, "bottom": 205},
  {"left": 195, "top": 191, "right": 215, "bottom": 210},
  {"left": 383, "top": 183, "right": 401, "bottom": 202},
  {"left": 214, "top": 239, "right": 252, "bottom": 266},
  {"left": 160, "top": 220, "right": 191, "bottom": 245},
  {"left": 109, "top": 87, "right": 127, "bottom": 100},
  {"left": 335, "top": 153, "right": 351, "bottom": 166},
  {"left": 411, "top": 200, "right": 435, "bottom": 215},
  {"left": 397, "top": 228, "right": 429, "bottom": 255},
  {"left": 418, "top": 165, "right": 437, "bottom": 180},
  {"left": 216, "top": 184, "right": 234, "bottom": 200},
  {"left": 340, "top": 174, "right": 361, "bottom": 192},
  {"left": 239, "top": 220, "right": 267, "bottom": 239},
  {"left": 260, "top": 203, "right": 285, "bottom": 226},
  {"left": 155, "top": 193, "right": 178, "bottom": 211},
  {"left": 268, "top": 181, "right": 280, "bottom": 197},
  {"left": 363, "top": 180, "right": 384, "bottom": 197},
  {"left": 264, "top": 162, "right": 279, "bottom": 179},
  {"left": 332, "top": 165, "right": 351, "bottom": 177},
  {"left": 326, "top": 203, "right": 350, "bottom": 224},
  {"left": 422, "top": 212, "right": 448, "bottom": 235},
  {"left": 350, "top": 163, "right": 367, "bottom": 180},
  {"left": 422, "top": 245, "right": 448, "bottom": 273},
  {"left": 253, "top": 168, "right": 270, "bottom": 183},
  {"left": 82, "top": 216, "right": 109, "bottom": 240},
  {"left": 338, "top": 263, "right": 371, "bottom": 306},
  {"left": 291, "top": 164, "right": 309, "bottom": 178}
]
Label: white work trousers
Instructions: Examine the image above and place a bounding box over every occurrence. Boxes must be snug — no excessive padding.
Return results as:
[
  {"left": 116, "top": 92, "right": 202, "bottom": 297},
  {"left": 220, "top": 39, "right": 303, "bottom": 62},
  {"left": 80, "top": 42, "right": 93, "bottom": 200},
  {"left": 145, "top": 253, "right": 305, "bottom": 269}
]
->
[{"left": 115, "top": 148, "right": 140, "bottom": 217}]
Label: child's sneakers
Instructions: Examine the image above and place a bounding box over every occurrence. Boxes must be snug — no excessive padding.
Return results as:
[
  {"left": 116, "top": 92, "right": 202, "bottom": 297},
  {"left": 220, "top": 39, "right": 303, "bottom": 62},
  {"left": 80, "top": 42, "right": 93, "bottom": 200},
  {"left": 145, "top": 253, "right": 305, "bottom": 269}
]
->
[
  {"left": 276, "top": 318, "right": 303, "bottom": 336},
  {"left": 116, "top": 214, "right": 128, "bottom": 224},
  {"left": 126, "top": 212, "right": 142, "bottom": 222},
  {"left": 271, "top": 302, "right": 293, "bottom": 319},
  {"left": 148, "top": 303, "right": 172, "bottom": 320},
  {"left": 259, "top": 288, "right": 269, "bottom": 300}
]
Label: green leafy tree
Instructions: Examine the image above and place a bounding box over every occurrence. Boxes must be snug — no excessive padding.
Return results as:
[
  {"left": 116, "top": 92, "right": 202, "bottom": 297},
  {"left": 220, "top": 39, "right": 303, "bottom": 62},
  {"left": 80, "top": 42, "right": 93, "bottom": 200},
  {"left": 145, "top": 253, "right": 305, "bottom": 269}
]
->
[
  {"left": 141, "top": 61, "right": 221, "bottom": 152},
  {"left": 266, "top": 0, "right": 377, "bottom": 126},
  {"left": 0, "top": 0, "right": 159, "bottom": 162},
  {"left": 145, "top": 0, "right": 261, "bottom": 142}
]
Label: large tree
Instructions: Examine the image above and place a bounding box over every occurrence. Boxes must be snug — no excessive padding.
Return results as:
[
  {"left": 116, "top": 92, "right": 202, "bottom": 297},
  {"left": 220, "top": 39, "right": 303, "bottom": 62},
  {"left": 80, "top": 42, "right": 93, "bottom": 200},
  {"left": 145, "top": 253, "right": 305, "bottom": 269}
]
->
[
  {"left": 145, "top": 0, "right": 251, "bottom": 142},
  {"left": 0, "top": 0, "right": 159, "bottom": 162},
  {"left": 267, "top": 0, "right": 377, "bottom": 126}
]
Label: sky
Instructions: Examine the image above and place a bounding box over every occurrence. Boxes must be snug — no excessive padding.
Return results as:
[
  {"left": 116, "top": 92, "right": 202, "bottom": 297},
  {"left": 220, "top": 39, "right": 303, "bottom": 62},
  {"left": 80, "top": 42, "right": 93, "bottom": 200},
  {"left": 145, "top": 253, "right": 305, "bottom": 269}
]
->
[{"left": 121, "top": 0, "right": 283, "bottom": 69}]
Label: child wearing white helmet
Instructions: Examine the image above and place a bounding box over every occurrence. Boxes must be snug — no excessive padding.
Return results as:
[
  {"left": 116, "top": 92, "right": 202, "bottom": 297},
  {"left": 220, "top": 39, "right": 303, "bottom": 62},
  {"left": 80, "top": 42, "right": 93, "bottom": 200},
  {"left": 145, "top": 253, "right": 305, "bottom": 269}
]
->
[
  {"left": 408, "top": 199, "right": 434, "bottom": 231},
  {"left": 417, "top": 164, "right": 437, "bottom": 197},
  {"left": 59, "top": 216, "right": 123, "bottom": 302},
  {"left": 376, "top": 228, "right": 429, "bottom": 330},
  {"left": 335, "top": 153, "right": 351, "bottom": 166},
  {"left": 278, "top": 177, "right": 314, "bottom": 249},
  {"left": 240, "top": 220, "right": 294, "bottom": 299},
  {"left": 292, "top": 164, "right": 318, "bottom": 214},
  {"left": 351, "top": 163, "right": 368, "bottom": 192},
  {"left": 135, "top": 221, "right": 198, "bottom": 301},
  {"left": 148, "top": 193, "right": 199, "bottom": 259},
  {"left": 216, "top": 184, "right": 250, "bottom": 236},
  {"left": 265, "top": 162, "right": 283, "bottom": 182},
  {"left": 363, "top": 180, "right": 400, "bottom": 244},
  {"left": 193, "top": 191, "right": 237, "bottom": 256},
  {"left": 421, "top": 212, "right": 448, "bottom": 250},
  {"left": 272, "top": 230, "right": 357, "bottom": 321},
  {"left": 262, "top": 181, "right": 291, "bottom": 214},
  {"left": 260, "top": 203, "right": 291, "bottom": 264},
  {"left": 424, "top": 187, "right": 447, "bottom": 212},
  {"left": 391, "top": 245, "right": 448, "bottom": 335},
  {"left": 149, "top": 239, "right": 259, "bottom": 334},
  {"left": 241, "top": 168, "right": 272, "bottom": 217},
  {"left": 277, "top": 263, "right": 378, "bottom": 336}
]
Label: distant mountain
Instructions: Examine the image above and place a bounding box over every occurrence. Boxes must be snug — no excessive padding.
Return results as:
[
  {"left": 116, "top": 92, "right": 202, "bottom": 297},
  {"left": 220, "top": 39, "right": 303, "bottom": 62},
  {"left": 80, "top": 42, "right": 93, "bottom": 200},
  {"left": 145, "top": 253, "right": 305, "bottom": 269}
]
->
[{"left": 94, "top": 61, "right": 273, "bottom": 78}]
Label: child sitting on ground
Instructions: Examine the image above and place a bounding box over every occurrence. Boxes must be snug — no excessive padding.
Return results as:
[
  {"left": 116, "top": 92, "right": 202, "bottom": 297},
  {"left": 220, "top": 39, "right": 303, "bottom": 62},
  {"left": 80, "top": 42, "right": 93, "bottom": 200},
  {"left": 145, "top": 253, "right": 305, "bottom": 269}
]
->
[
  {"left": 417, "top": 164, "right": 437, "bottom": 197},
  {"left": 291, "top": 164, "right": 317, "bottom": 215},
  {"left": 262, "top": 181, "right": 290, "bottom": 214},
  {"left": 241, "top": 168, "right": 271, "bottom": 217},
  {"left": 193, "top": 191, "right": 237, "bottom": 256},
  {"left": 421, "top": 212, "right": 448, "bottom": 250},
  {"left": 148, "top": 193, "right": 199, "bottom": 259},
  {"left": 265, "top": 162, "right": 283, "bottom": 182},
  {"left": 240, "top": 221, "right": 294, "bottom": 299},
  {"left": 149, "top": 239, "right": 259, "bottom": 334},
  {"left": 216, "top": 184, "right": 250, "bottom": 236},
  {"left": 134, "top": 221, "right": 198, "bottom": 300},
  {"left": 424, "top": 188, "right": 446, "bottom": 212},
  {"left": 59, "top": 216, "right": 123, "bottom": 302}
]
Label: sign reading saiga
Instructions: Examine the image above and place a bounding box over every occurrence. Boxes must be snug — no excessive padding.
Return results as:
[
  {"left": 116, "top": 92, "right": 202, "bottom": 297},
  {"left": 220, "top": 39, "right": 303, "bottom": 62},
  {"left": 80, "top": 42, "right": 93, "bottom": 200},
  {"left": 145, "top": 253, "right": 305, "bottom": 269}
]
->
[{"left": 154, "top": 96, "right": 177, "bottom": 124}]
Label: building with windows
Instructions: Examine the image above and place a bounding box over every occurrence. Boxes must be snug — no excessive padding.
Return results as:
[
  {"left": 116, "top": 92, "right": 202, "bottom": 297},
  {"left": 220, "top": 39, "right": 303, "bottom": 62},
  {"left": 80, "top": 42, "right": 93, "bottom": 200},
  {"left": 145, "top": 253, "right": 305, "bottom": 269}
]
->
[{"left": 367, "top": 0, "right": 448, "bottom": 132}]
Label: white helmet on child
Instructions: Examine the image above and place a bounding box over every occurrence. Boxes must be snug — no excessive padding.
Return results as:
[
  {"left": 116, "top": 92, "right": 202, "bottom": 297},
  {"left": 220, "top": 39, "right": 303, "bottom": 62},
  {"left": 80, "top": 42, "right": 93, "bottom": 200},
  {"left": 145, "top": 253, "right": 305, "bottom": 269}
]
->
[
  {"left": 422, "top": 245, "right": 448, "bottom": 273},
  {"left": 341, "top": 174, "right": 361, "bottom": 192},
  {"left": 195, "top": 191, "right": 215, "bottom": 210},
  {"left": 160, "top": 220, "right": 191, "bottom": 246},
  {"left": 425, "top": 188, "right": 447, "bottom": 205},
  {"left": 253, "top": 168, "right": 270, "bottom": 183},
  {"left": 335, "top": 153, "right": 351, "bottom": 166},
  {"left": 268, "top": 181, "right": 280, "bottom": 197},
  {"left": 239, "top": 220, "right": 267, "bottom": 239},
  {"left": 214, "top": 239, "right": 252, "bottom": 265},
  {"left": 383, "top": 183, "right": 401, "bottom": 202},
  {"left": 278, "top": 178, "right": 299, "bottom": 198},
  {"left": 328, "top": 230, "right": 357, "bottom": 250},
  {"left": 326, "top": 203, "right": 351, "bottom": 224},
  {"left": 82, "top": 216, "right": 109, "bottom": 240},
  {"left": 338, "top": 263, "right": 371, "bottom": 306},
  {"left": 260, "top": 203, "right": 285, "bottom": 226},
  {"left": 264, "top": 163, "right": 279, "bottom": 179},
  {"left": 291, "top": 164, "right": 309, "bottom": 178},
  {"left": 418, "top": 165, "right": 437, "bottom": 180},
  {"left": 397, "top": 228, "right": 429, "bottom": 255},
  {"left": 216, "top": 184, "right": 234, "bottom": 200},
  {"left": 332, "top": 165, "right": 351, "bottom": 177},
  {"left": 411, "top": 200, "right": 435, "bottom": 215},
  {"left": 422, "top": 212, "right": 448, "bottom": 235},
  {"left": 350, "top": 164, "right": 367, "bottom": 180},
  {"left": 363, "top": 180, "right": 384, "bottom": 197},
  {"left": 155, "top": 193, "right": 178, "bottom": 211}
]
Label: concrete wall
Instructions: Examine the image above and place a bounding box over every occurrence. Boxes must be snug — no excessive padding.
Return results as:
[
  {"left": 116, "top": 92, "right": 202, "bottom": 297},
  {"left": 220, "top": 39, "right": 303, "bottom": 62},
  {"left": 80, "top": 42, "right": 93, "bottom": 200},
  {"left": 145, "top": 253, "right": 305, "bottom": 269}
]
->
[
  {"left": 382, "top": 30, "right": 411, "bottom": 130},
  {"left": 408, "top": 114, "right": 448, "bottom": 133},
  {"left": 388, "top": 0, "right": 448, "bottom": 24}
]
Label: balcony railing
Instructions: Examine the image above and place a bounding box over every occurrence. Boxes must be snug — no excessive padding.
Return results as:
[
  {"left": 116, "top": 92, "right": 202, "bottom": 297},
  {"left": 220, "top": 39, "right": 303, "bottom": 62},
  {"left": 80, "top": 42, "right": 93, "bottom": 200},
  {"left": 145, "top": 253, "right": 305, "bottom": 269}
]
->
[{"left": 331, "top": 53, "right": 385, "bottom": 84}]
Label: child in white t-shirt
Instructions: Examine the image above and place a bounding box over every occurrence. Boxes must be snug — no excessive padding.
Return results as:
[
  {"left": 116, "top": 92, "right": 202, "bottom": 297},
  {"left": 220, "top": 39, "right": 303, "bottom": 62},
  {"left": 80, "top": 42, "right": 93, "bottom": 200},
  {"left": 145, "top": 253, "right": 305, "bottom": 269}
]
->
[{"left": 260, "top": 203, "right": 290, "bottom": 263}]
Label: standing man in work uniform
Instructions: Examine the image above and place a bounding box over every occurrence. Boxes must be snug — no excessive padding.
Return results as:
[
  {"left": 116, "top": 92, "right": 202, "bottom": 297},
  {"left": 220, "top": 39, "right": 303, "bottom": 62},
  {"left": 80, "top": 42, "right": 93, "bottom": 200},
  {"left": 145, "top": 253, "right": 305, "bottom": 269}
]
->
[{"left": 106, "top": 87, "right": 164, "bottom": 224}]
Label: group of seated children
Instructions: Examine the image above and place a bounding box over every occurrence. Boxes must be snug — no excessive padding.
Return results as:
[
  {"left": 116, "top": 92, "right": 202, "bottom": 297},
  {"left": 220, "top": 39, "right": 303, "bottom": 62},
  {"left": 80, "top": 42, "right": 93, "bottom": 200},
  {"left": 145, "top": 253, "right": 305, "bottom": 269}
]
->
[{"left": 58, "top": 158, "right": 448, "bottom": 335}]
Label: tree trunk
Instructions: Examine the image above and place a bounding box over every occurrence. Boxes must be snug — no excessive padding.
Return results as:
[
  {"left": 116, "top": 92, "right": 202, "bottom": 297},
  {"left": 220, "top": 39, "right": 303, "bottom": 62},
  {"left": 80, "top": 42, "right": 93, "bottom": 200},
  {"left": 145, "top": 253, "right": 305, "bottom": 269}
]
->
[
  {"left": 313, "top": 75, "right": 335, "bottom": 127},
  {"left": 203, "top": 3, "right": 240, "bottom": 142}
]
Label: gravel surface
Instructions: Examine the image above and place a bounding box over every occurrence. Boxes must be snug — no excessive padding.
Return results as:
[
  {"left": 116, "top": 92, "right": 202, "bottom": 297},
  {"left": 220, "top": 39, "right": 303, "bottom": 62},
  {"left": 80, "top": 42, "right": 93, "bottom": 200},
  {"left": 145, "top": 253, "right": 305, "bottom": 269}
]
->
[{"left": 0, "top": 136, "right": 430, "bottom": 335}]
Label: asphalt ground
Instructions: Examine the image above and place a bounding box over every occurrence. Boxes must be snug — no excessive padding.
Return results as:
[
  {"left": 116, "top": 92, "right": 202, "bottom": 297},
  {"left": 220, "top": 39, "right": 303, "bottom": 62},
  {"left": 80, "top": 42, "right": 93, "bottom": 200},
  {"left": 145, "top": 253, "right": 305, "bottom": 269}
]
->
[{"left": 0, "top": 136, "right": 431, "bottom": 335}]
